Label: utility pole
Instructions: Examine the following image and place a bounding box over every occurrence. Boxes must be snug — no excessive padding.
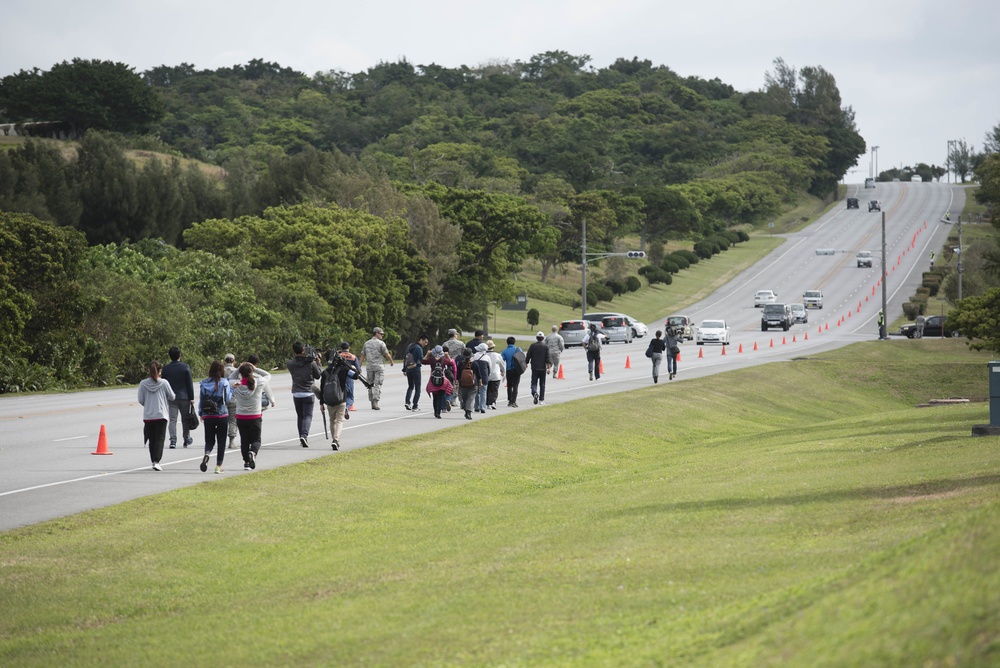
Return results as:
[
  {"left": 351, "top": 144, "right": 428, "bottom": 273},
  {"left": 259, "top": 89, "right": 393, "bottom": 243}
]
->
[
  {"left": 580, "top": 218, "right": 588, "bottom": 318},
  {"left": 881, "top": 211, "right": 888, "bottom": 339},
  {"left": 957, "top": 213, "right": 964, "bottom": 301},
  {"left": 872, "top": 145, "right": 879, "bottom": 181},
  {"left": 947, "top": 139, "right": 957, "bottom": 184}
]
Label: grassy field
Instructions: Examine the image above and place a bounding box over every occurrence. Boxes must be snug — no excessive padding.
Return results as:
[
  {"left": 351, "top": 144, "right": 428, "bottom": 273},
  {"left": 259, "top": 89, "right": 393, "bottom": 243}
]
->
[{"left": 2, "top": 339, "right": 998, "bottom": 666}]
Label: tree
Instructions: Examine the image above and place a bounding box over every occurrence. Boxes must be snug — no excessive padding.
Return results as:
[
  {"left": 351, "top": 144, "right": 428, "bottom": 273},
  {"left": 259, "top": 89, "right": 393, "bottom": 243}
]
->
[
  {"left": 984, "top": 121, "right": 1000, "bottom": 155},
  {"left": 949, "top": 139, "right": 975, "bottom": 183},
  {"left": 0, "top": 59, "right": 164, "bottom": 134},
  {"left": 526, "top": 308, "right": 539, "bottom": 329},
  {"left": 946, "top": 288, "right": 1000, "bottom": 353}
]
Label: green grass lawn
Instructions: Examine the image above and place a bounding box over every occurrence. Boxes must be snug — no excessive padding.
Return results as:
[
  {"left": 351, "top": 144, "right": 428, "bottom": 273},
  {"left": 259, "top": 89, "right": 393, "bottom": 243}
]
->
[{"left": 3, "top": 339, "right": 999, "bottom": 666}]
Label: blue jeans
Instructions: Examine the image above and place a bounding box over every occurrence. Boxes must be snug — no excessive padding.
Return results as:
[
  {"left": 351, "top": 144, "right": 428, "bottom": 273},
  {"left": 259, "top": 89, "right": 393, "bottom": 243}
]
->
[
  {"left": 474, "top": 383, "right": 487, "bottom": 411},
  {"left": 405, "top": 369, "right": 421, "bottom": 407}
]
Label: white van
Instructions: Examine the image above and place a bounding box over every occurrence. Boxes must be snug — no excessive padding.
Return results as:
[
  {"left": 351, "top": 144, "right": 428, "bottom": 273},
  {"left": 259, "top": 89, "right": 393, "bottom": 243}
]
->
[
  {"left": 912, "top": 175, "right": 922, "bottom": 182},
  {"left": 864, "top": 177, "right": 875, "bottom": 188}
]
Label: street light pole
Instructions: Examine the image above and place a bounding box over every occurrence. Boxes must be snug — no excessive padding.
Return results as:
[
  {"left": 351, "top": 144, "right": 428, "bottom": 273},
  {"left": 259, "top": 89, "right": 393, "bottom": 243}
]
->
[
  {"left": 872, "top": 145, "right": 879, "bottom": 181},
  {"left": 947, "top": 139, "right": 956, "bottom": 184},
  {"left": 581, "top": 217, "right": 587, "bottom": 319},
  {"left": 881, "top": 210, "right": 888, "bottom": 339},
  {"left": 957, "top": 213, "right": 964, "bottom": 301}
]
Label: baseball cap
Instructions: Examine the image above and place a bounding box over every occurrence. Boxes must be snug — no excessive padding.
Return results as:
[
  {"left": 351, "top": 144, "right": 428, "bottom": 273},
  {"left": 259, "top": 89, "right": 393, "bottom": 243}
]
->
[
  {"left": 373, "top": 327, "right": 384, "bottom": 335},
  {"left": 447, "top": 328, "right": 458, "bottom": 336},
  {"left": 224, "top": 353, "right": 235, "bottom": 363},
  {"left": 476, "top": 343, "right": 487, "bottom": 352},
  {"left": 536, "top": 331, "right": 544, "bottom": 339},
  {"left": 339, "top": 342, "right": 350, "bottom": 350}
]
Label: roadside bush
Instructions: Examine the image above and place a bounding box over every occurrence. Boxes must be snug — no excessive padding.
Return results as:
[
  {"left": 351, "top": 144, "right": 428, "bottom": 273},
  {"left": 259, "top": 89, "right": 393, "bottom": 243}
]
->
[
  {"left": 693, "top": 241, "right": 714, "bottom": 259},
  {"left": 646, "top": 240, "right": 665, "bottom": 266},
  {"left": 604, "top": 278, "right": 627, "bottom": 295},
  {"left": 708, "top": 235, "right": 730, "bottom": 251},
  {"left": 734, "top": 228, "right": 751, "bottom": 242},
  {"left": 644, "top": 267, "right": 673, "bottom": 285},
  {"left": 580, "top": 284, "right": 614, "bottom": 303},
  {"left": 722, "top": 230, "right": 741, "bottom": 245},
  {"left": 625, "top": 276, "right": 641, "bottom": 292},
  {"left": 902, "top": 301, "right": 924, "bottom": 319},
  {"left": 674, "top": 249, "right": 699, "bottom": 264},
  {"left": 916, "top": 287, "right": 931, "bottom": 299},
  {"left": 660, "top": 258, "right": 680, "bottom": 274},
  {"left": 527, "top": 308, "right": 539, "bottom": 328},
  {"left": 522, "top": 279, "right": 577, "bottom": 307},
  {"left": 668, "top": 253, "right": 690, "bottom": 270}
]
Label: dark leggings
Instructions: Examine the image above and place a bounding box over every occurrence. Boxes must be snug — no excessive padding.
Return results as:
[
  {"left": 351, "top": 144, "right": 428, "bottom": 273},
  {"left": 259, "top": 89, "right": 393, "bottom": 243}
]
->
[
  {"left": 144, "top": 419, "right": 167, "bottom": 464},
  {"left": 203, "top": 417, "right": 228, "bottom": 465},
  {"left": 237, "top": 417, "right": 262, "bottom": 463}
]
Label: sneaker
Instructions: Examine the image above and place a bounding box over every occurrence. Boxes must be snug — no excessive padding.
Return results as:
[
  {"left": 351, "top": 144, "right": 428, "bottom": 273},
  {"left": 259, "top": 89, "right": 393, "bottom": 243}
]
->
[
  {"left": 653, "top": 377, "right": 658, "bottom": 384},
  {"left": 533, "top": 393, "right": 539, "bottom": 405},
  {"left": 152, "top": 462, "right": 162, "bottom": 471},
  {"left": 169, "top": 441, "right": 176, "bottom": 449},
  {"left": 539, "top": 401, "right": 545, "bottom": 406},
  {"left": 465, "top": 411, "right": 472, "bottom": 420},
  {"left": 589, "top": 372, "right": 594, "bottom": 381},
  {"left": 216, "top": 465, "right": 224, "bottom": 474},
  {"left": 512, "top": 402, "right": 518, "bottom": 408},
  {"left": 300, "top": 437, "right": 309, "bottom": 448},
  {"left": 244, "top": 462, "right": 250, "bottom": 471},
  {"left": 184, "top": 437, "right": 193, "bottom": 448},
  {"left": 405, "top": 403, "right": 411, "bottom": 411},
  {"left": 200, "top": 455, "right": 209, "bottom": 472},
  {"left": 248, "top": 451, "right": 256, "bottom": 470},
  {"left": 331, "top": 440, "right": 339, "bottom": 451},
  {"left": 434, "top": 412, "right": 441, "bottom": 418},
  {"left": 411, "top": 406, "right": 420, "bottom": 412}
]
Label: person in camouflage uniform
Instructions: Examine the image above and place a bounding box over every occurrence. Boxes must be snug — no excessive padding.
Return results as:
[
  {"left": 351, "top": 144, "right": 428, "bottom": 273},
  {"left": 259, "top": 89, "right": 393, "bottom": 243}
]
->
[{"left": 359, "top": 326, "right": 393, "bottom": 410}]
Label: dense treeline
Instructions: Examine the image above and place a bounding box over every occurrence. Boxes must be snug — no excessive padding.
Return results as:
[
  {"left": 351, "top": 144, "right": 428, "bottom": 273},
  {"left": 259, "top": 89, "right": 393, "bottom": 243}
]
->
[{"left": 0, "top": 53, "right": 867, "bottom": 391}]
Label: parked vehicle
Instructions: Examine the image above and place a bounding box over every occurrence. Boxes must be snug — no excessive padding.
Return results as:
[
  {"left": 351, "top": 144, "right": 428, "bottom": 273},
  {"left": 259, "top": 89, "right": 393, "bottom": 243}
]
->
[
  {"left": 789, "top": 303, "right": 808, "bottom": 324},
  {"left": 898, "top": 315, "right": 960, "bottom": 339},
  {"left": 754, "top": 290, "right": 778, "bottom": 307},
  {"left": 803, "top": 290, "right": 824, "bottom": 309},
  {"left": 857, "top": 251, "right": 873, "bottom": 268},
  {"left": 600, "top": 316, "right": 633, "bottom": 344},
  {"left": 696, "top": 319, "right": 730, "bottom": 345},
  {"left": 665, "top": 315, "right": 694, "bottom": 341},
  {"left": 558, "top": 320, "right": 589, "bottom": 347},
  {"left": 761, "top": 303, "right": 792, "bottom": 331}
]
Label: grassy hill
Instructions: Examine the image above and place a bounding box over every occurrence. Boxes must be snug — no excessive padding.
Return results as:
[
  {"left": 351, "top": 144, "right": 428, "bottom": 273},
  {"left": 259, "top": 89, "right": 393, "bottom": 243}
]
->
[{"left": 1, "top": 339, "right": 997, "bottom": 666}]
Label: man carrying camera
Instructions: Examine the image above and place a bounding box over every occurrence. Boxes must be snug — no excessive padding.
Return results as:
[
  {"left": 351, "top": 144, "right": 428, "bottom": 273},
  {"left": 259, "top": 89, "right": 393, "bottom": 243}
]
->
[{"left": 287, "top": 341, "right": 322, "bottom": 448}]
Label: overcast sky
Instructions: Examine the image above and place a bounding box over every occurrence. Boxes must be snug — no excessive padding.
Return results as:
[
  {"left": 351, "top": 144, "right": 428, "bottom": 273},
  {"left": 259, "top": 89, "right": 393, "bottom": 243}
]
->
[{"left": 3, "top": 0, "right": 997, "bottom": 180}]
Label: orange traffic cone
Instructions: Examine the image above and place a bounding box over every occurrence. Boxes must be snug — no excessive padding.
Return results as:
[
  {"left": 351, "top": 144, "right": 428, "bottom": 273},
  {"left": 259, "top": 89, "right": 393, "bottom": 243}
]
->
[
  {"left": 769, "top": 339, "right": 774, "bottom": 348},
  {"left": 350, "top": 403, "right": 356, "bottom": 412},
  {"left": 698, "top": 347, "right": 704, "bottom": 358},
  {"left": 753, "top": 341, "right": 758, "bottom": 351},
  {"left": 625, "top": 355, "right": 632, "bottom": 369},
  {"left": 738, "top": 343, "right": 743, "bottom": 353},
  {"left": 792, "top": 334, "right": 797, "bottom": 343},
  {"left": 804, "top": 332, "right": 809, "bottom": 340},
  {"left": 782, "top": 336, "right": 787, "bottom": 345},
  {"left": 857, "top": 301, "right": 862, "bottom": 312},
  {"left": 92, "top": 424, "right": 113, "bottom": 455},
  {"left": 825, "top": 323, "right": 829, "bottom": 331},
  {"left": 599, "top": 360, "right": 604, "bottom": 375},
  {"left": 721, "top": 345, "right": 727, "bottom": 356},
  {"left": 557, "top": 364, "right": 565, "bottom": 380},
  {"left": 676, "top": 351, "right": 681, "bottom": 362}
]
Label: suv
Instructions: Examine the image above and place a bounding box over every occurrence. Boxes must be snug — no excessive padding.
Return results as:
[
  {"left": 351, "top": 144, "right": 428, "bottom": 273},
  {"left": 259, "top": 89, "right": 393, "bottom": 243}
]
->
[
  {"left": 857, "top": 250, "right": 873, "bottom": 268},
  {"left": 869, "top": 200, "right": 881, "bottom": 212},
  {"left": 865, "top": 177, "right": 876, "bottom": 189},
  {"left": 847, "top": 197, "right": 859, "bottom": 209},
  {"left": 761, "top": 303, "right": 792, "bottom": 331},
  {"left": 803, "top": 290, "right": 824, "bottom": 309}
]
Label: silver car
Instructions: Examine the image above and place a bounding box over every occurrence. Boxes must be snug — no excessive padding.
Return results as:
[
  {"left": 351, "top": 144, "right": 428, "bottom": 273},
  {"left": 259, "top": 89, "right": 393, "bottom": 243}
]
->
[
  {"left": 558, "top": 320, "right": 589, "bottom": 347},
  {"left": 789, "top": 303, "right": 808, "bottom": 324},
  {"left": 600, "top": 316, "right": 633, "bottom": 344}
]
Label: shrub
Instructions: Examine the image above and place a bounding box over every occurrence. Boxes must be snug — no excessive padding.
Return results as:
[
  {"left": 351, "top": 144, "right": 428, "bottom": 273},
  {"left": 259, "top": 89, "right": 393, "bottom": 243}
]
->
[
  {"left": 735, "top": 228, "right": 751, "bottom": 242},
  {"left": 660, "top": 258, "right": 680, "bottom": 274},
  {"left": 722, "top": 230, "right": 741, "bottom": 245},
  {"left": 625, "top": 276, "right": 641, "bottom": 292},
  {"left": 693, "top": 241, "right": 714, "bottom": 259},
  {"left": 674, "top": 249, "right": 699, "bottom": 264},
  {"left": 709, "top": 235, "right": 730, "bottom": 251},
  {"left": 644, "top": 267, "right": 673, "bottom": 285},
  {"left": 580, "top": 284, "right": 614, "bottom": 303},
  {"left": 902, "top": 301, "right": 924, "bottom": 319},
  {"left": 604, "top": 278, "right": 627, "bottom": 296},
  {"left": 646, "top": 240, "right": 665, "bottom": 266},
  {"left": 667, "top": 253, "right": 690, "bottom": 270},
  {"left": 526, "top": 308, "right": 539, "bottom": 328}
]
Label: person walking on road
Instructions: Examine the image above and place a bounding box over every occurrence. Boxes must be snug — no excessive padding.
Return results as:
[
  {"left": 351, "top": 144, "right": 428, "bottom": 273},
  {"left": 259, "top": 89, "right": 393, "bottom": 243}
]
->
[
  {"left": 359, "top": 326, "right": 393, "bottom": 410},
  {"left": 320, "top": 351, "right": 358, "bottom": 451},
  {"left": 472, "top": 343, "right": 491, "bottom": 413},
  {"left": 287, "top": 342, "right": 322, "bottom": 448},
  {"left": 442, "top": 329, "right": 465, "bottom": 407},
  {"left": 646, "top": 330, "right": 667, "bottom": 384},
  {"left": 485, "top": 340, "right": 505, "bottom": 410},
  {"left": 223, "top": 353, "right": 239, "bottom": 449},
  {"left": 161, "top": 346, "right": 194, "bottom": 449},
  {"left": 665, "top": 327, "right": 680, "bottom": 380},
  {"left": 233, "top": 362, "right": 271, "bottom": 473},
  {"left": 198, "top": 360, "right": 234, "bottom": 474},
  {"left": 337, "top": 342, "right": 362, "bottom": 418},
  {"left": 545, "top": 324, "right": 565, "bottom": 379},
  {"left": 501, "top": 336, "right": 523, "bottom": 407},
  {"left": 404, "top": 334, "right": 429, "bottom": 411},
  {"left": 138, "top": 360, "right": 175, "bottom": 471},
  {"left": 525, "top": 331, "right": 551, "bottom": 405},
  {"left": 454, "top": 348, "right": 480, "bottom": 420},
  {"left": 423, "top": 346, "right": 455, "bottom": 419},
  {"left": 582, "top": 324, "right": 603, "bottom": 381}
]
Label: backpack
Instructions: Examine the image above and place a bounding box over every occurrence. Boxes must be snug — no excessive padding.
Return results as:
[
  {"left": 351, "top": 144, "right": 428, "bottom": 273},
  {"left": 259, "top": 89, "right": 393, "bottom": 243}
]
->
[
  {"left": 587, "top": 332, "right": 602, "bottom": 352},
  {"left": 459, "top": 360, "right": 476, "bottom": 388},
  {"left": 512, "top": 349, "right": 527, "bottom": 375},
  {"left": 430, "top": 361, "right": 445, "bottom": 387},
  {"left": 321, "top": 366, "right": 345, "bottom": 405},
  {"left": 200, "top": 385, "right": 223, "bottom": 416},
  {"left": 403, "top": 345, "right": 419, "bottom": 371}
]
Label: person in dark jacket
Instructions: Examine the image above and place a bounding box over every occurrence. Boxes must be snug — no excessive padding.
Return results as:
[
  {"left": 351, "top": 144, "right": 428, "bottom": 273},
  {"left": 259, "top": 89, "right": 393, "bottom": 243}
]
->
[
  {"left": 404, "top": 334, "right": 429, "bottom": 411},
  {"left": 524, "top": 331, "right": 551, "bottom": 405},
  {"left": 161, "top": 346, "right": 195, "bottom": 449},
  {"left": 647, "top": 330, "right": 667, "bottom": 384},
  {"left": 665, "top": 327, "right": 680, "bottom": 380},
  {"left": 287, "top": 342, "right": 322, "bottom": 448},
  {"left": 500, "top": 337, "right": 523, "bottom": 408}
]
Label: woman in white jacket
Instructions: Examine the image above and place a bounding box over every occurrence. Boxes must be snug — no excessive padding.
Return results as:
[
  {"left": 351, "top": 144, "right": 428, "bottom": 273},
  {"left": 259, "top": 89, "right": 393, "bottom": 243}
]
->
[
  {"left": 137, "top": 360, "right": 176, "bottom": 471},
  {"left": 232, "top": 362, "right": 271, "bottom": 472}
]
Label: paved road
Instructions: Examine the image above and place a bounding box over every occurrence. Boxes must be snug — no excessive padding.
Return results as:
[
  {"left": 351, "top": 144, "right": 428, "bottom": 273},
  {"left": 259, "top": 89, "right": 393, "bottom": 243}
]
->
[{"left": 0, "top": 182, "right": 962, "bottom": 532}]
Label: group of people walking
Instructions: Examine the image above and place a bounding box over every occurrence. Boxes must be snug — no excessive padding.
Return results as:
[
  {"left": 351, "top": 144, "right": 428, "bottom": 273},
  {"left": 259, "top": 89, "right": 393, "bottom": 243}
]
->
[{"left": 137, "top": 322, "right": 683, "bottom": 472}]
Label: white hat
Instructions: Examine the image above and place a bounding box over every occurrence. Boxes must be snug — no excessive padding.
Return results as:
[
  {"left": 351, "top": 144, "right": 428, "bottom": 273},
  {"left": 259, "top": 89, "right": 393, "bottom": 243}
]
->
[{"left": 536, "top": 331, "right": 544, "bottom": 339}]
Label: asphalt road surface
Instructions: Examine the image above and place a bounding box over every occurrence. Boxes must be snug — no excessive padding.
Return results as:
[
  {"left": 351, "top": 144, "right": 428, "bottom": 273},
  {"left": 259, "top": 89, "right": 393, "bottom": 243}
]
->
[{"left": 0, "top": 181, "right": 963, "bottom": 532}]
